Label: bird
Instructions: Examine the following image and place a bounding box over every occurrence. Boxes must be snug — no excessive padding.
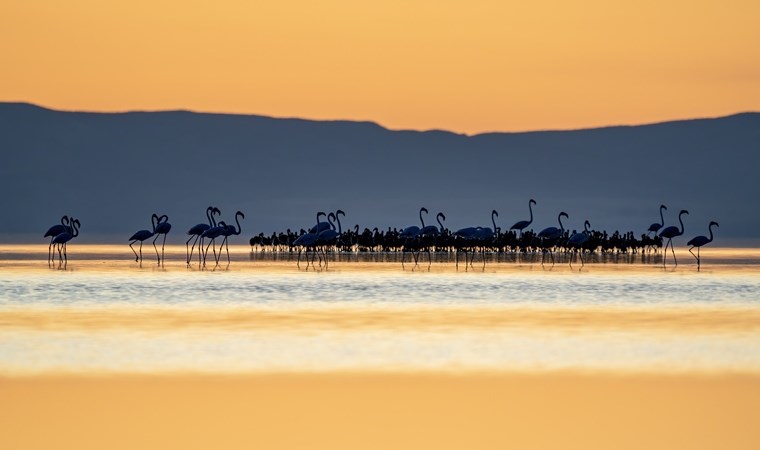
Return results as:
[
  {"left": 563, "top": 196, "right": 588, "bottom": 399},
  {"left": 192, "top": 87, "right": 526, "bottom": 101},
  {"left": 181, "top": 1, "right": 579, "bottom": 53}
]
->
[
  {"left": 201, "top": 215, "right": 227, "bottom": 266},
  {"left": 420, "top": 212, "right": 446, "bottom": 237},
  {"left": 52, "top": 218, "right": 80, "bottom": 264},
  {"left": 153, "top": 214, "right": 171, "bottom": 264},
  {"left": 129, "top": 214, "right": 158, "bottom": 262},
  {"left": 687, "top": 221, "right": 719, "bottom": 267},
  {"left": 510, "top": 199, "right": 536, "bottom": 234},
  {"left": 217, "top": 211, "right": 245, "bottom": 264},
  {"left": 537, "top": 211, "right": 569, "bottom": 266},
  {"left": 317, "top": 210, "right": 344, "bottom": 267},
  {"left": 659, "top": 209, "right": 689, "bottom": 266},
  {"left": 186, "top": 206, "right": 217, "bottom": 264},
  {"left": 568, "top": 220, "right": 591, "bottom": 268},
  {"left": 294, "top": 212, "right": 326, "bottom": 268},
  {"left": 400, "top": 207, "right": 428, "bottom": 239},
  {"left": 399, "top": 207, "right": 428, "bottom": 267},
  {"left": 647, "top": 204, "right": 668, "bottom": 236},
  {"left": 44, "top": 215, "right": 69, "bottom": 264}
]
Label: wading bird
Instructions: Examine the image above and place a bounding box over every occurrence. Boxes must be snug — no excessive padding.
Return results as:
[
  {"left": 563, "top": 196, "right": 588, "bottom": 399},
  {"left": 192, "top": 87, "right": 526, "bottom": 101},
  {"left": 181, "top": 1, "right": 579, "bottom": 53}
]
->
[
  {"left": 53, "top": 218, "right": 80, "bottom": 264},
  {"left": 510, "top": 199, "right": 536, "bottom": 234},
  {"left": 129, "top": 214, "right": 158, "bottom": 262},
  {"left": 647, "top": 204, "right": 668, "bottom": 236},
  {"left": 538, "top": 211, "right": 569, "bottom": 266},
  {"left": 186, "top": 206, "right": 217, "bottom": 264},
  {"left": 217, "top": 211, "right": 245, "bottom": 264},
  {"left": 153, "top": 214, "right": 171, "bottom": 264},
  {"left": 687, "top": 221, "right": 719, "bottom": 267},
  {"left": 44, "top": 215, "right": 69, "bottom": 264},
  {"left": 659, "top": 209, "right": 689, "bottom": 266}
]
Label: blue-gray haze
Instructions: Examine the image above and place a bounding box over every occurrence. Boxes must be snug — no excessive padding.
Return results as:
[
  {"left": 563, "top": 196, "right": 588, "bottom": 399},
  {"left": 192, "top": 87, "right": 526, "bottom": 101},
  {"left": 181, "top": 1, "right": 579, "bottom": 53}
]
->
[{"left": 1, "top": 103, "right": 758, "bottom": 243}]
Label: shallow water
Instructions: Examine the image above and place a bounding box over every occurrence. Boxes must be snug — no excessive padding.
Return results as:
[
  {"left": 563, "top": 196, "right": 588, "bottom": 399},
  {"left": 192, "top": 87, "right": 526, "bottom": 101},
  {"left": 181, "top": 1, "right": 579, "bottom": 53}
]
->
[{"left": 1, "top": 245, "right": 760, "bottom": 375}]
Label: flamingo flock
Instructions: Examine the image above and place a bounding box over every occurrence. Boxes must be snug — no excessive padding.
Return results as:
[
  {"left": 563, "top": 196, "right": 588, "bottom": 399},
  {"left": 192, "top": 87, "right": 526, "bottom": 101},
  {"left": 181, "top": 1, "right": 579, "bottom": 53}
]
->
[{"left": 43, "top": 200, "right": 720, "bottom": 269}]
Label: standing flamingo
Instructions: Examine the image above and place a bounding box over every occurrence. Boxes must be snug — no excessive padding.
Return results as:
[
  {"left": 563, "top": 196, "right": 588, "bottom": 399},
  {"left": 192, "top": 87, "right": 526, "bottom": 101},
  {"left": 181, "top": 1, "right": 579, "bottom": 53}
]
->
[
  {"left": 129, "top": 214, "right": 158, "bottom": 262},
  {"left": 647, "top": 204, "right": 668, "bottom": 235},
  {"left": 217, "top": 211, "right": 245, "bottom": 264},
  {"left": 317, "top": 210, "right": 344, "bottom": 267},
  {"left": 400, "top": 207, "right": 428, "bottom": 267},
  {"left": 537, "top": 211, "right": 569, "bottom": 266},
  {"left": 52, "top": 218, "right": 80, "bottom": 264},
  {"left": 687, "top": 221, "right": 719, "bottom": 267},
  {"left": 153, "top": 214, "right": 171, "bottom": 264},
  {"left": 44, "top": 215, "right": 69, "bottom": 264},
  {"left": 510, "top": 199, "right": 536, "bottom": 234},
  {"left": 659, "top": 209, "right": 689, "bottom": 266},
  {"left": 294, "top": 212, "right": 326, "bottom": 268},
  {"left": 186, "top": 206, "right": 216, "bottom": 264},
  {"left": 568, "top": 220, "right": 591, "bottom": 268}
]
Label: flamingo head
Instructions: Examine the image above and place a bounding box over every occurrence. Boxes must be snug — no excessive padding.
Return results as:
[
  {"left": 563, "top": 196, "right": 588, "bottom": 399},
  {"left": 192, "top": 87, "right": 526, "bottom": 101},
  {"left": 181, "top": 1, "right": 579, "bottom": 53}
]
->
[
  {"left": 529, "top": 199, "right": 536, "bottom": 205},
  {"left": 660, "top": 204, "right": 667, "bottom": 210},
  {"left": 680, "top": 209, "right": 689, "bottom": 216},
  {"left": 710, "top": 221, "right": 720, "bottom": 228}
]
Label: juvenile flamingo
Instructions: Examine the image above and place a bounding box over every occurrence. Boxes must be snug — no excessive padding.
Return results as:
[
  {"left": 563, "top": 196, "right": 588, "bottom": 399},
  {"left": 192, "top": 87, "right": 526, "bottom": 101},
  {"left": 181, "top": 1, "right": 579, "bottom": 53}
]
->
[{"left": 687, "top": 221, "right": 719, "bottom": 267}]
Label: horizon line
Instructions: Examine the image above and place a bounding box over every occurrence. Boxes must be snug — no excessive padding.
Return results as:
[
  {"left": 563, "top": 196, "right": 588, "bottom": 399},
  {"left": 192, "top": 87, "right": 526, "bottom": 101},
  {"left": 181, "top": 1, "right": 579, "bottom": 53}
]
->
[{"left": 2, "top": 100, "right": 758, "bottom": 137}]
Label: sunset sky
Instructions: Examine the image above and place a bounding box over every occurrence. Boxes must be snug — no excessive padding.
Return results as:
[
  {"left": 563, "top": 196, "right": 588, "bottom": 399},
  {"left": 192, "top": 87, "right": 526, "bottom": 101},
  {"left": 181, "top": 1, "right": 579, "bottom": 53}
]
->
[{"left": 2, "top": 0, "right": 759, "bottom": 134}]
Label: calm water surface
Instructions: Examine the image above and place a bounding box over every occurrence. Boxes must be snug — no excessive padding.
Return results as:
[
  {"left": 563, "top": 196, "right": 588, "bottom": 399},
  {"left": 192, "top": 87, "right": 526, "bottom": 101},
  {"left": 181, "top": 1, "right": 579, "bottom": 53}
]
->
[{"left": 1, "top": 245, "right": 759, "bottom": 375}]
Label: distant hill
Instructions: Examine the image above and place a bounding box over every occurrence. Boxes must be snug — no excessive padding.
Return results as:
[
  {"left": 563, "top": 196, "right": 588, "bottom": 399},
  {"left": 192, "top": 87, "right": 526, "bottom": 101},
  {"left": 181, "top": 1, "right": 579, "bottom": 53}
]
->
[{"left": 1, "top": 102, "right": 758, "bottom": 243}]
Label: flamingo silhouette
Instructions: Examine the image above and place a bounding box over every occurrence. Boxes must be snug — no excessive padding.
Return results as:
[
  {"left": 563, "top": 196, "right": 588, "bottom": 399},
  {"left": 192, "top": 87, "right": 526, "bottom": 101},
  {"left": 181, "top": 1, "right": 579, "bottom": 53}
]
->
[
  {"left": 400, "top": 207, "right": 427, "bottom": 267},
  {"left": 153, "top": 214, "right": 171, "bottom": 264},
  {"left": 294, "top": 212, "right": 326, "bottom": 268},
  {"left": 217, "top": 211, "right": 245, "bottom": 264},
  {"left": 201, "top": 214, "right": 227, "bottom": 266},
  {"left": 537, "top": 211, "right": 569, "bottom": 266},
  {"left": 510, "top": 199, "right": 536, "bottom": 234},
  {"left": 687, "top": 221, "right": 719, "bottom": 267},
  {"left": 659, "top": 209, "right": 689, "bottom": 266},
  {"left": 52, "top": 218, "right": 80, "bottom": 264},
  {"left": 568, "top": 220, "right": 591, "bottom": 268},
  {"left": 647, "top": 204, "right": 668, "bottom": 235},
  {"left": 419, "top": 212, "right": 446, "bottom": 265},
  {"left": 317, "top": 210, "right": 344, "bottom": 267},
  {"left": 44, "top": 215, "right": 69, "bottom": 264},
  {"left": 186, "top": 206, "right": 216, "bottom": 264},
  {"left": 129, "top": 214, "right": 158, "bottom": 262}
]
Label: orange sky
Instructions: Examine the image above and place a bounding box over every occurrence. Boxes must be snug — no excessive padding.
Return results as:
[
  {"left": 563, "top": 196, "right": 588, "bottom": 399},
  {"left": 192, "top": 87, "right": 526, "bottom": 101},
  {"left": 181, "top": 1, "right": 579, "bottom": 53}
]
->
[{"left": 2, "top": 0, "right": 759, "bottom": 134}]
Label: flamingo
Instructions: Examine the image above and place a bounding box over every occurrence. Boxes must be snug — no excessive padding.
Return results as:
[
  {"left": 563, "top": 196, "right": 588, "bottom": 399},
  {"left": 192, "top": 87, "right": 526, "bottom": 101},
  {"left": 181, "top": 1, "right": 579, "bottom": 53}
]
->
[
  {"left": 398, "top": 207, "right": 428, "bottom": 267},
  {"left": 659, "top": 209, "right": 689, "bottom": 266},
  {"left": 418, "top": 212, "right": 446, "bottom": 265},
  {"left": 129, "top": 214, "right": 158, "bottom": 262},
  {"left": 52, "top": 218, "right": 80, "bottom": 264},
  {"left": 153, "top": 214, "right": 171, "bottom": 264},
  {"left": 647, "top": 204, "right": 668, "bottom": 235},
  {"left": 568, "top": 220, "right": 591, "bottom": 268},
  {"left": 687, "top": 221, "right": 719, "bottom": 267},
  {"left": 44, "top": 215, "right": 69, "bottom": 264},
  {"left": 201, "top": 214, "right": 227, "bottom": 266},
  {"left": 294, "top": 212, "right": 326, "bottom": 268},
  {"left": 537, "top": 211, "right": 569, "bottom": 266},
  {"left": 217, "top": 211, "right": 245, "bottom": 264},
  {"left": 186, "top": 206, "right": 216, "bottom": 264},
  {"left": 317, "top": 210, "right": 344, "bottom": 267},
  {"left": 510, "top": 199, "right": 536, "bottom": 234}
]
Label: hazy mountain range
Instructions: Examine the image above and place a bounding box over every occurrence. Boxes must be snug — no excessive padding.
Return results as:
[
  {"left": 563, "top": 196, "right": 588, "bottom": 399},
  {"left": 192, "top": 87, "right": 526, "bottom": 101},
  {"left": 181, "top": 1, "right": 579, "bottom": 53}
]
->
[{"left": 1, "top": 102, "right": 758, "bottom": 244}]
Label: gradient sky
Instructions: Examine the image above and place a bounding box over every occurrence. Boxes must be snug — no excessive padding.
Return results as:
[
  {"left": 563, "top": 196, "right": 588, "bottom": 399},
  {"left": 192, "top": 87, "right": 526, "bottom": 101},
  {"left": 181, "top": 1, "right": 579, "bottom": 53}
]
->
[{"left": 2, "top": 0, "right": 759, "bottom": 134}]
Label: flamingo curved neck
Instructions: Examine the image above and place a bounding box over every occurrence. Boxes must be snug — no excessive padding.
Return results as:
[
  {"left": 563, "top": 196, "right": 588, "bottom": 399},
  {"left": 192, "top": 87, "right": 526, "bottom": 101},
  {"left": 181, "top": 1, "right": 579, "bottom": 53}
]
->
[
  {"left": 528, "top": 201, "right": 534, "bottom": 224},
  {"left": 419, "top": 209, "right": 426, "bottom": 228},
  {"left": 336, "top": 214, "right": 342, "bottom": 235},
  {"left": 234, "top": 213, "right": 243, "bottom": 235},
  {"left": 558, "top": 214, "right": 566, "bottom": 233},
  {"left": 206, "top": 208, "right": 213, "bottom": 226},
  {"left": 492, "top": 212, "right": 497, "bottom": 232},
  {"left": 708, "top": 223, "right": 716, "bottom": 242},
  {"left": 659, "top": 206, "right": 665, "bottom": 227},
  {"left": 437, "top": 215, "right": 444, "bottom": 232},
  {"left": 678, "top": 212, "right": 686, "bottom": 234}
]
